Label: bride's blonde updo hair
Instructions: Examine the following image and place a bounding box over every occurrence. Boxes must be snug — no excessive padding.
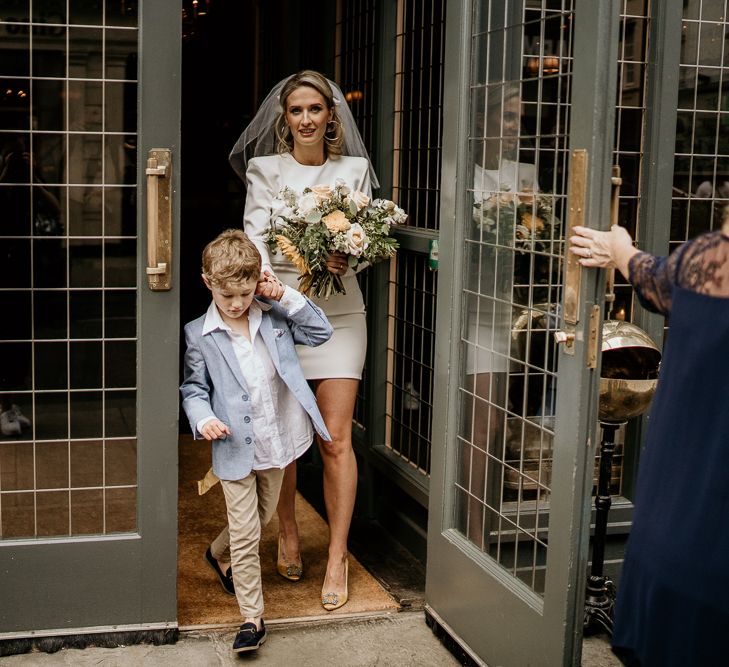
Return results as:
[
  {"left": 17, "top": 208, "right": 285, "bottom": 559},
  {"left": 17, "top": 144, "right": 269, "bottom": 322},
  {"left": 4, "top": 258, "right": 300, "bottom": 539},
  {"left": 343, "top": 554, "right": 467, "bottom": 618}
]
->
[{"left": 275, "top": 70, "right": 345, "bottom": 157}]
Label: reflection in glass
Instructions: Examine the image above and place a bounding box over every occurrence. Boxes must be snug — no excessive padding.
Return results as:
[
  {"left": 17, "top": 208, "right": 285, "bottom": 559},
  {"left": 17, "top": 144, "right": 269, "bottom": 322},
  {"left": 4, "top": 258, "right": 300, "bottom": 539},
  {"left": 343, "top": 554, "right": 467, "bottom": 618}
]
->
[
  {"left": 105, "top": 390, "right": 135, "bottom": 437},
  {"left": 105, "top": 239, "right": 136, "bottom": 286},
  {"left": 71, "top": 489, "right": 104, "bottom": 535},
  {"left": 105, "top": 486, "right": 136, "bottom": 533},
  {"left": 33, "top": 238, "right": 66, "bottom": 288},
  {"left": 33, "top": 133, "right": 65, "bottom": 185},
  {"left": 70, "top": 391, "right": 103, "bottom": 437},
  {"left": 35, "top": 342, "right": 68, "bottom": 390},
  {"left": 70, "top": 439, "right": 103, "bottom": 487},
  {"left": 104, "top": 186, "right": 136, "bottom": 236},
  {"left": 36, "top": 490, "right": 69, "bottom": 536},
  {"left": 70, "top": 238, "right": 103, "bottom": 287},
  {"left": 0, "top": 441, "right": 34, "bottom": 489},
  {"left": 0, "top": 342, "right": 32, "bottom": 391},
  {"left": 105, "top": 290, "right": 136, "bottom": 338},
  {"left": 0, "top": 2, "right": 30, "bottom": 23},
  {"left": 34, "top": 290, "right": 67, "bottom": 339},
  {"left": 35, "top": 440, "right": 69, "bottom": 489},
  {"left": 33, "top": 79, "right": 65, "bottom": 131},
  {"left": 3, "top": 292, "right": 31, "bottom": 339},
  {"left": 68, "top": 134, "right": 102, "bottom": 185},
  {"left": 104, "top": 134, "right": 136, "bottom": 185},
  {"left": 0, "top": 491, "right": 34, "bottom": 538},
  {"left": 0, "top": 30, "right": 29, "bottom": 77},
  {"left": 0, "top": 80, "right": 30, "bottom": 129},
  {"left": 105, "top": 0, "right": 138, "bottom": 28},
  {"left": 68, "top": 186, "right": 103, "bottom": 235},
  {"left": 70, "top": 342, "right": 103, "bottom": 388},
  {"left": 105, "top": 438, "right": 136, "bottom": 486},
  {"left": 34, "top": 391, "right": 68, "bottom": 439},
  {"left": 105, "top": 340, "right": 135, "bottom": 388},
  {"left": 69, "top": 27, "right": 103, "bottom": 78},
  {"left": 68, "top": 80, "right": 103, "bottom": 131},
  {"left": 0, "top": 0, "right": 140, "bottom": 541},
  {"left": 70, "top": 290, "right": 102, "bottom": 338},
  {"left": 0, "top": 399, "right": 32, "bottom": 440},
  {"left": 70, "top": 0, "right": 104, "bottom": 26}
]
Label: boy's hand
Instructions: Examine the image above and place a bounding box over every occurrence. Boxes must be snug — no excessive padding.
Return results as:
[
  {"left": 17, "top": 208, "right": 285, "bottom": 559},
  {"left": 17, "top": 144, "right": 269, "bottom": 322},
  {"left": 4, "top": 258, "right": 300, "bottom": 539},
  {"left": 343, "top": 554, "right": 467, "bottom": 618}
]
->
[
  {"left": 256, "top": 271, "right": 285, "bottom": 301},
  {"left": 200, "top": 419, "right": 231, "bottom": 441}
]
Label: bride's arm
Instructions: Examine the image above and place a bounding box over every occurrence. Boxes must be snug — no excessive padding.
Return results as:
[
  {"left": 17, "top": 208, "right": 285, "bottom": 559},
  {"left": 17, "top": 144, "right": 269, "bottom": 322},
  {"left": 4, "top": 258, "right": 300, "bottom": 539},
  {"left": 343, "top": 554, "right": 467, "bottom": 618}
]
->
[{"left": 243, "top": 157, "right": 277, "bottom": 275}]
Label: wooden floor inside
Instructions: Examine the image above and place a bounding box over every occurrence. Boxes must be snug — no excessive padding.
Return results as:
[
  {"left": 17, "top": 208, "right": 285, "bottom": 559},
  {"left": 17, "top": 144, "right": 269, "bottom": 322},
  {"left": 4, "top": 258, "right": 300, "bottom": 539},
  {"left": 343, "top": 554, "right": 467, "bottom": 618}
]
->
[{"left": 177, "top": 435, "right": 399, "bottom": 626}]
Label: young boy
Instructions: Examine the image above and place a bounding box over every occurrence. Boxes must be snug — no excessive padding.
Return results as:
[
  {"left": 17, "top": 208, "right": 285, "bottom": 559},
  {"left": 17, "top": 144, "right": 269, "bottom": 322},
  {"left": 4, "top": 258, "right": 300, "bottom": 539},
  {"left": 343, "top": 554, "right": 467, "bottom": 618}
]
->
[{"left": 180, "top": 229, "right": 332, "bottom": 653}]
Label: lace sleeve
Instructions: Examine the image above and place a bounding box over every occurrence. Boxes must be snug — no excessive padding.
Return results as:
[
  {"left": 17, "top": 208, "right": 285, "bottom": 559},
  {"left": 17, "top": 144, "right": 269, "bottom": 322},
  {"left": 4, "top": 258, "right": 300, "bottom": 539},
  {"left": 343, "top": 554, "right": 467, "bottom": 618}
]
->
[{"left": 628, "top": 249, "right": 683, "bottom": 316}]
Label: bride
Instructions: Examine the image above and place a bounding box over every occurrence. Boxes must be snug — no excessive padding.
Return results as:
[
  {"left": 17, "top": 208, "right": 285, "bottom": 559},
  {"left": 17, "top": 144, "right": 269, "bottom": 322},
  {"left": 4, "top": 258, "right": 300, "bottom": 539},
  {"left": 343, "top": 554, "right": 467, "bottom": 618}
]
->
[{"left": 228, "top": 70, "right": 379, "bottom": 611}]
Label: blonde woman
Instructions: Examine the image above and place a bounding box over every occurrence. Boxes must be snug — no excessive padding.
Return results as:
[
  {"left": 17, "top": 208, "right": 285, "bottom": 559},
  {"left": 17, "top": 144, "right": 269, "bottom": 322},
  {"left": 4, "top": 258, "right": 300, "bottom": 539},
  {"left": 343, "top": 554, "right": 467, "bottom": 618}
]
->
[{"left": 229, "top": 70, "right": 378, "bottom": 611}]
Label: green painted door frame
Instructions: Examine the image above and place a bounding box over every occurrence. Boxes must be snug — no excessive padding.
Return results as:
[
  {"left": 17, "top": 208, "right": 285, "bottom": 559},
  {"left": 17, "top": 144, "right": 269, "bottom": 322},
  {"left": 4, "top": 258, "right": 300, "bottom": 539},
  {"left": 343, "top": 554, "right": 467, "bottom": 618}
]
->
[{"left": 0, "top": 0, "right": 181, "bottom": 636}]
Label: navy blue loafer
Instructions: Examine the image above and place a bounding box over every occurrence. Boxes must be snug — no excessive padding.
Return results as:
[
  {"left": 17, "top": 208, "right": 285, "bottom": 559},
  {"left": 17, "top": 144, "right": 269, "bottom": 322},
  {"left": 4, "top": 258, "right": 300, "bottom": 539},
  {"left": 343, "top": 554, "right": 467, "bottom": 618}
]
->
[
  {"left": 233, "top": 619, "right": 266, "bottom": 652},
  {"left": 204, "top": 546, "right": 235, "bottom": 596}
]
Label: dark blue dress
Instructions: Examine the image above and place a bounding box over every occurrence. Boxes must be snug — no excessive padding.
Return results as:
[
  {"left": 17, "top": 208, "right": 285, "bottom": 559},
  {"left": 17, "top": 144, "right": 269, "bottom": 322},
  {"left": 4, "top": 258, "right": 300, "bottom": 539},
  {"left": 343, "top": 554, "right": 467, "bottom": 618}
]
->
[{"left": 611, "top": 231, "right": 729, "bottom": 666}]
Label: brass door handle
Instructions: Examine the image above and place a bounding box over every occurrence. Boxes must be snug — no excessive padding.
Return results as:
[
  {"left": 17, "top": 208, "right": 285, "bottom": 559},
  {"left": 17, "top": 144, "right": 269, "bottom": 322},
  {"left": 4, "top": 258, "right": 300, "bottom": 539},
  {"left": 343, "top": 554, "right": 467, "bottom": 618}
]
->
[{"left": 146, "top": 148, "right": 172, "bottom": 291}]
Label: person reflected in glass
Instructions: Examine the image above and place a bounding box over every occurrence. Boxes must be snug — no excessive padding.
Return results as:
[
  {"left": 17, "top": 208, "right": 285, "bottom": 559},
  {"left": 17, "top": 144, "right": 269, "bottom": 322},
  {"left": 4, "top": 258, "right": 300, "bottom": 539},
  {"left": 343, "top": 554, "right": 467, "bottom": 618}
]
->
[
  {"left": 463, "top": 84, "right": 542, "bottom": 548},
  {"left": 228, "top": 70, "right": 379, "bottom": 611},
  {"left": 570, "top": 217, "right": 729, "bottom": 667}
]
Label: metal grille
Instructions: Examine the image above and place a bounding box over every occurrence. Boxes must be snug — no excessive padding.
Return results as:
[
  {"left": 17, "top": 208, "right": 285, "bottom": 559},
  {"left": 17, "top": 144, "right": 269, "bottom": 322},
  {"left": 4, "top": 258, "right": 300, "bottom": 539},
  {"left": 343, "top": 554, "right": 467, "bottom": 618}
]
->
[
  {"left": 385, "top": 250, "right": 436, "bottom": 474},
  {"left": 672, "top": 1, "right": 729, "bottom": 244},
  {"left": 384, "top": 0, "right": 445, "bottom": 476},
  {"left": 453, "top": 0, "right": 574, "bottom": 595},
  {"left": 334, "top": 0, "right": 378, "bottom": 429},
  {"left": 608, "top": 0, "right": 651, "bottom": 495},
  {"left": 0, "top": 1, "right": 139, "bottom": 539},
  {"left": 392, "top": 0, "right": 446, "bottom": 232}
]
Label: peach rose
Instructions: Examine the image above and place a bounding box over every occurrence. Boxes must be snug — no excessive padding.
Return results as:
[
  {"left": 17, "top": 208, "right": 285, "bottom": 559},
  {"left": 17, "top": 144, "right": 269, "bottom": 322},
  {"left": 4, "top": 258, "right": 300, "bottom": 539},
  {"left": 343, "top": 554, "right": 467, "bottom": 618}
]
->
[
  {"left": 348, "top": 190, "right": 370, "bottom": 211},
  {"left": 323, "top": 210, "right": 351, "bottom": 233},
  {"left": 310, "top": 184, "right": 334, "bottom": 203}
]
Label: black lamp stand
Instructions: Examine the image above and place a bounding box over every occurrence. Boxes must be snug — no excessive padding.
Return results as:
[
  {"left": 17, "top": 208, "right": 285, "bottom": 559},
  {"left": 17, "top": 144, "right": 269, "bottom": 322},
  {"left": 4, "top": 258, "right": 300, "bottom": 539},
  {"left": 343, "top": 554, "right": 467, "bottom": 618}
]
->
[{"left": 583, "top": 420, "right": 625, "bottom": 635}]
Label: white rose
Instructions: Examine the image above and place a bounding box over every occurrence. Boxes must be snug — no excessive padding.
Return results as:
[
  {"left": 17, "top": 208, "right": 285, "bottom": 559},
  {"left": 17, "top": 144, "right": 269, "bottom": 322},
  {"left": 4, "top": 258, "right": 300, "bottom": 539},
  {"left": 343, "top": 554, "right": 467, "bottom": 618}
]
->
[
  {"left": 344, "top": 223, "right": 369, "bottom": 256},
  {"left": 348, "top": 190, "right": 370, "bottom": 211},
  {"left": 310, "top": 184, "right": 334, "bottom": 203},
  {"left": 297, "top": 193, "right": 319, "bottom": 217},
  {"left": 335, "top": 178, "right": 351, "bottom": 196}
]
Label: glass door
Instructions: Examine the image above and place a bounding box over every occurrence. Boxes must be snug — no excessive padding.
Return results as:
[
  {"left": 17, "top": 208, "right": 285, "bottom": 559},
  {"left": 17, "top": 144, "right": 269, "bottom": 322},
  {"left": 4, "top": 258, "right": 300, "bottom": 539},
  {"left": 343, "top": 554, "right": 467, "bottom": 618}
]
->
[
  {"left": 0, "top": 1, "right": 180, "bottom": 635},
  {"left": 426, "top": 1, "right": 618, "bottom": 664}
]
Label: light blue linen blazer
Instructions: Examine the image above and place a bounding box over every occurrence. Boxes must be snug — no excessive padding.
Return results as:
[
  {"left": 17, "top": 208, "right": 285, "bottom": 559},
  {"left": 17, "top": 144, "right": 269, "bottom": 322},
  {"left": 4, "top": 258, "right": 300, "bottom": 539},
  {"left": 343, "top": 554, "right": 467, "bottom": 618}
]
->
[{"left": 180, "top": 296, "right": 332, "bottom": 481}]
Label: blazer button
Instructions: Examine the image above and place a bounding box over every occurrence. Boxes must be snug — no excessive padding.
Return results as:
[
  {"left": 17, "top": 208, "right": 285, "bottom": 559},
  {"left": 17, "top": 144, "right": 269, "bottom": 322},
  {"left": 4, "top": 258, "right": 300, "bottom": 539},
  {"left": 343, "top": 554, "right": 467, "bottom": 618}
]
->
[
  {"left": 244, "top": 416, "right": 251, "bottom": 423},
  {"left": 242, "top": 394, "right": 249, "bottom": 401},
  {"left": 245, "top": 437, "right": 252, "bottom": 444}
]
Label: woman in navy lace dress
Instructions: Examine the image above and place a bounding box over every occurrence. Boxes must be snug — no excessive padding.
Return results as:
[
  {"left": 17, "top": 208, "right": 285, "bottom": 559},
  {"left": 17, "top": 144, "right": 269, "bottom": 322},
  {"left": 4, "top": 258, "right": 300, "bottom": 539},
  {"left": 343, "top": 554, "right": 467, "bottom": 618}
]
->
[{"left": 570, "top": 222, "right": 729, "bottom": 667}]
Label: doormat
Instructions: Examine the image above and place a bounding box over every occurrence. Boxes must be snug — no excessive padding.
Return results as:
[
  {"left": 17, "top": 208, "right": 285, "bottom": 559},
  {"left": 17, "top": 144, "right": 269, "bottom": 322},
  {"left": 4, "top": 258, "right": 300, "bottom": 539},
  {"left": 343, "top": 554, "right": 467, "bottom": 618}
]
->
[{"left": 178, "top": 435, "right": 399, "bottom": 626}]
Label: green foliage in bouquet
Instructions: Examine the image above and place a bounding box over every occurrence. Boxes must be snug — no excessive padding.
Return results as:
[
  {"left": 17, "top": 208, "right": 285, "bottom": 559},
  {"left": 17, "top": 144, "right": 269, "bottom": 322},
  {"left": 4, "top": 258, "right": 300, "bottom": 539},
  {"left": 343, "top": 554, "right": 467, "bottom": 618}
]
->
[{"left": 267, "top": 179, "right": 406, "bottom": 299}]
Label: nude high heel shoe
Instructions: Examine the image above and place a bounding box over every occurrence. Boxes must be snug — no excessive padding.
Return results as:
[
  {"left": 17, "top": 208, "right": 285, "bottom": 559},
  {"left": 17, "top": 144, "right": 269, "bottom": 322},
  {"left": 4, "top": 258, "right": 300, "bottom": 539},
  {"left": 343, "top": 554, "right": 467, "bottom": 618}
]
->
[
  {"left": 321, "top": 557, "right": 348, "bottom": 611},
  {"left": 277, "top": 533, "right": 303, "bottom": 581}
]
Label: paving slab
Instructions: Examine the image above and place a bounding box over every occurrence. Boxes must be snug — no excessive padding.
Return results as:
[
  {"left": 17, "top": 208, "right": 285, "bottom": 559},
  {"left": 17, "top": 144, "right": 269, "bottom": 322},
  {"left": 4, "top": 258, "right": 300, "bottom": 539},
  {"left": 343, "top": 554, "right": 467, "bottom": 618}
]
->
[{"left": 1, "top": 611, "right": 620, "bottom": 666}]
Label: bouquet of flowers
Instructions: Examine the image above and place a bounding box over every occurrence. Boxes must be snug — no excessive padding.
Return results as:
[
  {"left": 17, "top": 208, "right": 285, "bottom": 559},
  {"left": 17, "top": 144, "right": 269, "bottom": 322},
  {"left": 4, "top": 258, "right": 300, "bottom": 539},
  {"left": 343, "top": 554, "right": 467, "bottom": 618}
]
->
[
  {"left": 267, "top": 179, "right": 406, "bottom": 299},
  {"left": 473, "top": 187, "right": 562, "bottom": 305},
  {"left": 474, "top": 188, "right": 560, "bottom": 252}
]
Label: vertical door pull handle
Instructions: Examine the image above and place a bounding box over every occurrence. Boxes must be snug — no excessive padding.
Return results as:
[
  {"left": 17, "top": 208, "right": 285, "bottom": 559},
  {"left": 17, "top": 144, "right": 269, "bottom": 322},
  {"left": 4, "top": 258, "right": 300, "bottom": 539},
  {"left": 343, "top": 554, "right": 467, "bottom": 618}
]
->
[{"left": 146, "top": 149, "right": 172, "bottom": 291}]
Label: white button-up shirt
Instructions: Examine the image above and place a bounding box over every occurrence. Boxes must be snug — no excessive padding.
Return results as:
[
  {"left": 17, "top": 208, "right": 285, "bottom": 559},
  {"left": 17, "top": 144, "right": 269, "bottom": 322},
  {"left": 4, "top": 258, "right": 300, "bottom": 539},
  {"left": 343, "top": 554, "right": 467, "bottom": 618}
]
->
[{"left": 197, "top": 288, "right": 313, "bottom": 470}]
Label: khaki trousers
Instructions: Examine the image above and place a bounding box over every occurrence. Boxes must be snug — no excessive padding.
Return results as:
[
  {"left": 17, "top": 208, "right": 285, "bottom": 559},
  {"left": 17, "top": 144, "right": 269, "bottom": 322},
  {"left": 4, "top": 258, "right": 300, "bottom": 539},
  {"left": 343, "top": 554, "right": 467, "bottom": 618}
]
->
[{"left": 216, "top": 468, "right": 284, "bottom": 618}]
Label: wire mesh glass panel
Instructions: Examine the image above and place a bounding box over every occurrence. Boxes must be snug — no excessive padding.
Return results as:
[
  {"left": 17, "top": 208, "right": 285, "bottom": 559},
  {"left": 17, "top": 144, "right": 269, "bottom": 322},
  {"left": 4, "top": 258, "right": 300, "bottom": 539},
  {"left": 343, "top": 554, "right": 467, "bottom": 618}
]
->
[
  {"left": 0, "top": 1, "right": 139, "bottom": 539},
  {"left": 454, "top": 0, "right": 573, "bottom": 596},
  {"left": 673, "top": 1, "right": 729, "bottom": 243},
  {"left": 335, "top": 0, "right": 378, "bottom": 429},
  {"left": 385, "top": 250, "right": 437, "bottom": 474},
  {"left": 392, "top": 0, "right": 446, "bottom": 231},
  {"left": 384, "top": 0, "right": 445, "bottom": 476}
]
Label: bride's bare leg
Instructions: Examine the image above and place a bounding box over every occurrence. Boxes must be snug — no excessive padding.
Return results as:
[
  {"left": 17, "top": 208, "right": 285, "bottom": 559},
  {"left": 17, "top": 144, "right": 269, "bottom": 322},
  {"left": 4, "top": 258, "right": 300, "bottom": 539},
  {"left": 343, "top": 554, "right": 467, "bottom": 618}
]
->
[
  {"left": 315, "top": 378, "right": 359, "bottom": 592},
  {"left": 276, "top": 460, "right": 301, "bottom": 566}
]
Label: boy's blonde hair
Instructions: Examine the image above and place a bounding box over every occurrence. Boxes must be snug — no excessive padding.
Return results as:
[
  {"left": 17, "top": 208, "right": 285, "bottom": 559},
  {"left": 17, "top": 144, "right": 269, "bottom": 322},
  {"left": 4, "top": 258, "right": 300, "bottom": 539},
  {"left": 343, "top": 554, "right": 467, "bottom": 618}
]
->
[{"left": 202, "top": 229, "right": 261, "bottom": 288}]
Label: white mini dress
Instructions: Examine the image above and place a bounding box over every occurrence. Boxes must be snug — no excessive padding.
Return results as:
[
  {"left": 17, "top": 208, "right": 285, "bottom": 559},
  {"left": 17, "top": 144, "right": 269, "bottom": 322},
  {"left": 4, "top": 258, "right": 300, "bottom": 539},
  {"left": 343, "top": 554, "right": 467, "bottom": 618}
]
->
[{"left": 244, "top": 153, "right": 371, "bottom": 380}]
